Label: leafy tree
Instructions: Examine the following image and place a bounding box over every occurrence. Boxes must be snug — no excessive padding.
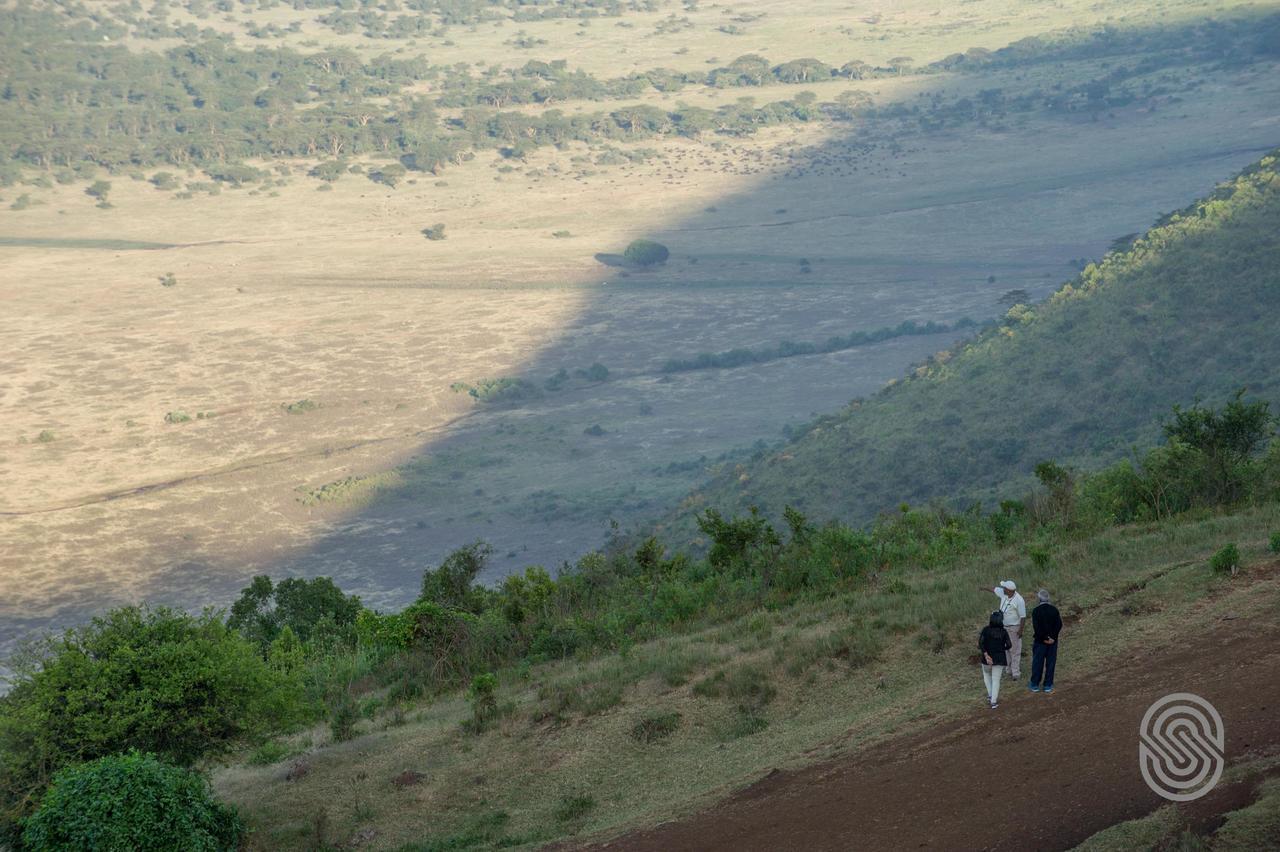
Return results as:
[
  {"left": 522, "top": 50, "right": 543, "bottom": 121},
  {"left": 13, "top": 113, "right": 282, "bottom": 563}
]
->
[
  {"left": 696, "top": 507, "right": 781, "bottom": 572},
  {"left": 149, "top": 171, "right": 179, "bottom": 190},
  {"left": 204, "top": 164, "right": 264, "bottom": 186},
  {"left": 623, "top": 239, "right": 670, "bottom": 267},
  {"left": 420, "top": 541, "right": 494, "bottom": 612},
  {"left": 85, "top": 180, "right": 111, "bottom": 199},
  {"left": 0, "top": 607, "right": 302, "bottom": 833},
  {"left": 309, "top": 161, "right": 346, "bottom": 182},
  {"left": 773, "top": 58, "right": 831, "bottom": 83},
  {"left": 227, "top": 575, "right": 362, "bottom": 649},
  {"left": 1163, "top": 391, "right": 1273, "bottom": 503},
  {"left": 839, "top": 59, "right": 871, "bottom": 79},
  {"left": 21, "top": 752, "right": 241, "bottom": 852},
  {"left": 370, "top": 163, "right": 407, "bottom": 188}
]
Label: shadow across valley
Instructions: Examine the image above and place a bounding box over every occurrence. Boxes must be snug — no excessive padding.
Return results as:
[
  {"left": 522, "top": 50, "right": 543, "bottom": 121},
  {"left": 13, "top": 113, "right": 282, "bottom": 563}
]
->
[{"left": 6, "top": 13, "right": 1280, "bottom": 652}]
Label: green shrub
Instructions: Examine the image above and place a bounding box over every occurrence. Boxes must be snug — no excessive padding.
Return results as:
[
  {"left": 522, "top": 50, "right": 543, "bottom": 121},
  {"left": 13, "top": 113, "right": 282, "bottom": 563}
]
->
[
  {"left": 21, "top": 752, "right": 241, "bottom": 852},
  {"left": 0, "top": 606, "right": 302, "bottom": 832},
  {"left": 158, "top": 272, "right": 177, "bottom": 287},
  {"left": 1270, "top": 531, "right": 1280, "bottom": 554},
  {"left": 1209, "top": 543, "right": 1241, "bottom": 574},
  {"left": 1027, "top": 545, "right": 1051, "bottom": 570},
  {"left": 35, "top": 429, "right": 55, "bottom": 443},
  {"left": 537, "top": 680, "right": 624, "bottom": 721},
  {"left": 247, "top": 740, "right": 292, "bottom": 766},
  {"left": 622, "top": 239, "right": 670, "bottom": 267},
  {"left": 715, "top": 704, "right": 769, "bottom": 740},
  {"left": 553, "top": 793, "right": 596, "bottom": 824},
  {"left": 450, "top": 378, "right": 538, "bottom": 405},
  {"left": 328, "top": 691, "right": 359, "bottom": 743},
  {"left": 149, "top": 171, "right": 180, "bottom": 190},
  {"left": 85, "top": 179, "right": 111, "bottom": 200},
  {"left": 694, "top": 664, "right": 776, "bottom": 707},
  {"left": 205, "top": 163, "right": 265, "bottom": 186},
  {"left": 422, "top": 223, "right": 447, "bottom": 241},
  {"left": 283, "top": 398, "right": 319, "bottom": 414},
  {"left": 465, "top": 673, "right": 499, "bottom": 733},
  {"left": 630, "top": 710, "right": 681, "bottom": 743},
  {"left": 164, "top": 410, "right": 191, "bottom": 423}
]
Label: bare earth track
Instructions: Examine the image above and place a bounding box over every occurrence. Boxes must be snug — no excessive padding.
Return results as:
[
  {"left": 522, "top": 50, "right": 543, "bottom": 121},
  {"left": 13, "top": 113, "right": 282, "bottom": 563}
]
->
[{"left": 592, "top": 601, "right": 1280, "bottom": 852}]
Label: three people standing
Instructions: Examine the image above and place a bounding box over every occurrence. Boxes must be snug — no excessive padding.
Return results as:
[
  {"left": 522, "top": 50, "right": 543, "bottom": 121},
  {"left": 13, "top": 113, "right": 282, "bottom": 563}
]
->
[{"left": 976, "top": 581, "right": 1064, "bottom": 707}]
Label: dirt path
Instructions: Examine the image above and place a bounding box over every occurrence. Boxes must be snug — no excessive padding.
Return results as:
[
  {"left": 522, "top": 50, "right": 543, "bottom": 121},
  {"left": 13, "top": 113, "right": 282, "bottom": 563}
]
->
[{"left": 592, "top": 615, "right": 1280, "bottom": 851}]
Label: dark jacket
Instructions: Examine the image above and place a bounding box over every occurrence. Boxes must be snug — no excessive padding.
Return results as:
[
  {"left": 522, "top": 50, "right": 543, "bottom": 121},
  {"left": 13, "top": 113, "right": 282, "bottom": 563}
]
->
[
  {"left": 978, "top": 614, "right": 1012, "bottom": 667},
  {"left": 1032, "top": 602, "right": 1063, "bottom": 645}
]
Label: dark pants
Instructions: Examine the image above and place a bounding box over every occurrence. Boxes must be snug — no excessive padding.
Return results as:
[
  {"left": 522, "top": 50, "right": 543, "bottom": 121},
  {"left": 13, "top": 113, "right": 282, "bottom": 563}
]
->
[{"left": 1031, "top": 641, "right": 1058, "bottom": 689}]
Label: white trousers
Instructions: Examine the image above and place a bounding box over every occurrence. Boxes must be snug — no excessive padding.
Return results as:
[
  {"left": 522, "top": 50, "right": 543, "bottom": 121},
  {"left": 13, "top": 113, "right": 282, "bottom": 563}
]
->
[{"left": 981, "top": 664, "right": 1005, "bottom": 704}]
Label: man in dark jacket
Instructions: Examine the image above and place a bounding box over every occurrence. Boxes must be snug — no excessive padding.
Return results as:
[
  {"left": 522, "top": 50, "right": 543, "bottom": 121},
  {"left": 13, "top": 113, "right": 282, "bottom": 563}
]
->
[{"left": 1029, "top": 589, "right": 1063, "bottom": 694}]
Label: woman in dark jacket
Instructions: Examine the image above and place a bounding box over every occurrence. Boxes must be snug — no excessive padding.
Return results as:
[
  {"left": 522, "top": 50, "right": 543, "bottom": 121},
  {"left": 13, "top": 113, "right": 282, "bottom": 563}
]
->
[{"left": 978, "top": 611, "right": 1012, "bottom": 709}]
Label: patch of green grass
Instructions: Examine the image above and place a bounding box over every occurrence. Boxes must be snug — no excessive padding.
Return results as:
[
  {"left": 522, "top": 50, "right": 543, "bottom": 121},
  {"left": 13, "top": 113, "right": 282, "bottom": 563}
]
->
[
  {"left": 553, "top": 793, "right": 596, "bottom": 824},
  {"left": 777, "top": 624, "right": 884, "bottom": 677},
  {"left": 282, "top": 399, "right": 319, "bottom": 415},
  {"left": 536, "top": 679, "right": 624, "bottom": 722},
  {"left": 1071, "top": 804, "right": 1182, "bottom": 851},
  {"left": 297, "top": 471, "right": 402, "bottom": 507},
  {"left": 248, "top": 740, "right": 296, "bottom": 766},
  {"left": 1212, "top": 778, "right": 1280, "bottom": 851},
  {"left": 629, "top": 710, "right": 681, "bottom": 744},
  {"left": 400, "top": 811, "right": 547, "bottom": 851},
  {"left": 714, "top": 703, "right": 770, "bottom": 741}
]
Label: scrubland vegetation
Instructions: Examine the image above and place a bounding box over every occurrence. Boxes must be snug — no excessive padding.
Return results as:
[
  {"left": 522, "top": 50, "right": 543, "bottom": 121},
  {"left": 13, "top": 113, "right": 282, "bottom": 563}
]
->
[
  {"left": 3, "top": 386, "right": 1278, "bottom": 848},
  {"left": 5, "top": 0, "right": 1280, "bottom": 848},
  {"left": 674, "top": 148, "right": 1280, "bottom": 539}
]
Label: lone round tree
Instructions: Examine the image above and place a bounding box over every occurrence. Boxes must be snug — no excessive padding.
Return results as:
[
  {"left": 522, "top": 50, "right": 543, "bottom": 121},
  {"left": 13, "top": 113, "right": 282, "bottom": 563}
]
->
[{"left": 623, "top": 239, "right": 670, "bottom": 267}]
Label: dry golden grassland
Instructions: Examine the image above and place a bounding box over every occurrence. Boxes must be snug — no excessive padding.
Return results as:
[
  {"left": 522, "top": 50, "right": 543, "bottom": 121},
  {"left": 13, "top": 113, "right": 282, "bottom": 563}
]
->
[{"left": 3, "top": 0, "right": 1279, "bottom": 662}]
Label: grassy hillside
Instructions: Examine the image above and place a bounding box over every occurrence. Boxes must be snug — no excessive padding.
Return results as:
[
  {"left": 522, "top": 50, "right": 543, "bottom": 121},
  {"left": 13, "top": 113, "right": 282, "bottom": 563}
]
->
[
  {"left": 662, "top": 151, "right": 1280, "bottom": 539},
  {"left": 210, "top": 498, "right": 1280, "bottom": 850}
]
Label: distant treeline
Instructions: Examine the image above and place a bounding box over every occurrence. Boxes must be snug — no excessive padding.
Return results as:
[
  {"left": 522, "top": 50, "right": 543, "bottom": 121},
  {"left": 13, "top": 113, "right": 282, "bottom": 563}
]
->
[
  {"left": 2, "top": 9, "right": 1278, "bottom": 183},
  {"left": 660, "top": 318, "right": 977, "bottom": 373}
]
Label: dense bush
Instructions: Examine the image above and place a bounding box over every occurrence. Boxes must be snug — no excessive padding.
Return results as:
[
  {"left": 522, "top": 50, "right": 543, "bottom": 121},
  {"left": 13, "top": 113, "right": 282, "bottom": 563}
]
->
[
  {"left": 228, "top": 575, "right": 362, "bottom": 651},
  {"left": 623, "top": 239, "right": 670, "bottom": 267},
  {"left": 20, "top": 752, "right": 241, "bottom": 852},
  {"left": 0, "top": 607, "right": 303, "bottom": 834},
  {"left": 1209, "top": 543, "right": 1241, "bottom": 575},
  {"left": 1081, "top": 395, "right": 1275, "bottom": 524}
]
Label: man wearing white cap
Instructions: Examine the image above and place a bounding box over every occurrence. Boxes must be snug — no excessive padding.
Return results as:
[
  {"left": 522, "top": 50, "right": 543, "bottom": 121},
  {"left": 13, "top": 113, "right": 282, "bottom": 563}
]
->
[{"left": 983, "top": 580, "right": 1026, "bottom": 678}]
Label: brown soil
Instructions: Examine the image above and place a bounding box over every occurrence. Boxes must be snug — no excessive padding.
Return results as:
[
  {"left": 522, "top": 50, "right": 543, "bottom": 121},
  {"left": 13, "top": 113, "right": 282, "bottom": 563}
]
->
[{"left": 589, "top": 616, "right": 1280, "bottom": 851}]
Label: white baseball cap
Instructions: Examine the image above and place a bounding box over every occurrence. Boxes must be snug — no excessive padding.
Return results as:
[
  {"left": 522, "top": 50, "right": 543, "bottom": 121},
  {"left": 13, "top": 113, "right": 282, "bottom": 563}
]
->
[{"left": 1000, "top": 580, "right": 1017, "bottom": 591}]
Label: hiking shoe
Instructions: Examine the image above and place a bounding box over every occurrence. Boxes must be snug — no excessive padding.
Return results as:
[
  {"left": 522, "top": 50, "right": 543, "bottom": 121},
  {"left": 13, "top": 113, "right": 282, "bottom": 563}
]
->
[
  {"left": 1043, "top": 686, "right": 1054, "bottom": 694},
  {"left": 1028, "top": 684, "right": 1040, "bottom": 693},
  {"left": 990, "top": 702, "right": 998, "bottom": 710}
]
